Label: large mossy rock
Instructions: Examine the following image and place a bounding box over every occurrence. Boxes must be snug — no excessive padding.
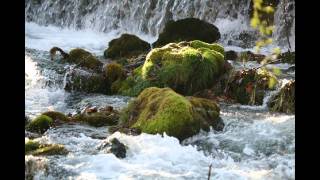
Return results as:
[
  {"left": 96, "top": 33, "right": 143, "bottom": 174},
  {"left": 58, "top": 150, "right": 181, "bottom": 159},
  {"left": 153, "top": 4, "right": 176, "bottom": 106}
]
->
[
  {"left": 68, "top": 48, "right": 103, "bottom": 71},
  {"left": 268, "top": 80, "right": 295, "bottom": 113},
  {"left": 227, "top": 68, "right": 278, "bottom": 105},
  {"left": 119, "top": 87, "right": 224, "bottom": 141},
  {"left": 104, "top": 34, "right": 151, "bottom": 60},
  {"left": 141, "top": 41, "right": 225, "bottom": 95},
  {"left": 153, "top": 18, "right": 220, "bottom": 48},
  {"left": 26, "top": 115, "right": 53, "bottom": 134}
]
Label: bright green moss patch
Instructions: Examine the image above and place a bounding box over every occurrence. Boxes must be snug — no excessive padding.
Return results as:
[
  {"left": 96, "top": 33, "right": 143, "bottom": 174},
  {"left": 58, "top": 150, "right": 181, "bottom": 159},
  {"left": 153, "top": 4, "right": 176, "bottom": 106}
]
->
[
  {"left": 119, "top": 87, "right": 224, "bottom": 141},
  {"left": 141, "top": 41, "right": 225, "bottom": 95},
  {"left": 26, "top": 115, "right": 53, "bottom": 134}
]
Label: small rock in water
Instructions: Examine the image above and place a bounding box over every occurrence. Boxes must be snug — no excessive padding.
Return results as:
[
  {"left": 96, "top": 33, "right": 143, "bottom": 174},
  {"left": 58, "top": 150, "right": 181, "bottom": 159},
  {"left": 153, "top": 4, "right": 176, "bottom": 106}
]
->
[{"left": 98, "top": 138, "right": 126, "bottom": 158}]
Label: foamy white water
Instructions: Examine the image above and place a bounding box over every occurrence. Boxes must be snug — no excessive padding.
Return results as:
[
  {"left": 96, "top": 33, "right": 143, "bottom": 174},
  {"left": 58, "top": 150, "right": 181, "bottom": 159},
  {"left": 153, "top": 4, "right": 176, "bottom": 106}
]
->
[
  {"left": 26, "top": 22, "right": 155, "bottom": 55},
  {"left": 25, "top": 12, "right": 294, "bottom": 179}
]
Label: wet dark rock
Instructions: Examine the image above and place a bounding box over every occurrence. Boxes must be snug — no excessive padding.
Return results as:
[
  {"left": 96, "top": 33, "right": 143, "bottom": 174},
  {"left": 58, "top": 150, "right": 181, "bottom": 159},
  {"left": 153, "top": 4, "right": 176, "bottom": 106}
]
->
[
  {"left": 153, "top": 18, "right": 220, "bottom": 47},
  {"left": 64, "top": 68, "right": 108, "bottom": 94},
  {"left": 104, "top": 34, "right": 150, "bottom": 61},
  {"left": 225, "top": 50, "right": 238, "bottom": 60},
  {"left": 279, "top": 51, "right": 295, "bottom": 64},
  {"left": 99, "top": 138, "right": 126, "bottom": 158}
]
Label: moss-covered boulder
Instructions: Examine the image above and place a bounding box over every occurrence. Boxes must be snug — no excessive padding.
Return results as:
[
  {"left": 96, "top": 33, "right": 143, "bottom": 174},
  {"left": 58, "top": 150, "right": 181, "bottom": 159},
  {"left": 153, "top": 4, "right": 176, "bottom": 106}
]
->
[
  {"left": 68, "top": 48, "right": 103, "bottom": 71},
  {"left": 268, "top": 80, "right": 295, "bottom": 113},
  {"left": 25, "top": 140, "right": 68, "bottom": 156},
  {"left": 227, "top": 68, "right": 278, "bottom": 105},
  {"left": 141, "top": 41, "right": 225, "bottom": 95},
  {"left": 118, "top": 87, "right": 224, "bottom": 141},
  {"left": 26, "top": 115, "right": 53, "bottom": 134},
  {"left": 41, "top": 111, "right": 69, "bottom": 122},
  {"left": 64, "top": 69, "right": 108, "bottom": 94},
  {"left": 104, "top": 34, "right": 151, "bottom": 61},
  {"left": 153, "top": 18, "right": 220, "bottom": 48},
  {"left": 71, "top": 111, "right": 119, "bottom": 127}
]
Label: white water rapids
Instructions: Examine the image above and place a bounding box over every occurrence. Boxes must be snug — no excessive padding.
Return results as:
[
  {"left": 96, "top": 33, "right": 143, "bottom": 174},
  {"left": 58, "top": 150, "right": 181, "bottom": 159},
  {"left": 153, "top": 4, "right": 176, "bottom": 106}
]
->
[{"left": 25, "top": 0, "right": 295, "bottom": 178}]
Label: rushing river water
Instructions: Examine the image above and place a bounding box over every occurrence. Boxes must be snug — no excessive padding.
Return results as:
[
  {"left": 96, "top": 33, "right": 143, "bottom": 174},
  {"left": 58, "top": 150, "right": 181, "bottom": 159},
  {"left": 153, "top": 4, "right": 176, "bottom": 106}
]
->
[
  {"left": 25, "top": 21, "right": 295, "bottom": 180},
  {"left": 25, "top": 0, "right": 295, "bottom": 178}
]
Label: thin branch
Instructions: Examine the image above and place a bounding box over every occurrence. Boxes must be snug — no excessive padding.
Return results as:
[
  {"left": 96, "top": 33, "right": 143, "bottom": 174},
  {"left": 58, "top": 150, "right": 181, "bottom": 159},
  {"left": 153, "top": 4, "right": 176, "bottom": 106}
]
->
[{"left": 208, "top": 163, "right": 212, "bottom": 180}]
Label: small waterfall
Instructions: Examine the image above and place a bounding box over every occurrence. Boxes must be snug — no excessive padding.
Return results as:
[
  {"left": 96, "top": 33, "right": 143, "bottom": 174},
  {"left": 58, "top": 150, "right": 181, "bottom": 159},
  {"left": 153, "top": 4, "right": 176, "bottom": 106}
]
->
[{"left": 25, "top": 0, "right": 295, "bottom": 49}]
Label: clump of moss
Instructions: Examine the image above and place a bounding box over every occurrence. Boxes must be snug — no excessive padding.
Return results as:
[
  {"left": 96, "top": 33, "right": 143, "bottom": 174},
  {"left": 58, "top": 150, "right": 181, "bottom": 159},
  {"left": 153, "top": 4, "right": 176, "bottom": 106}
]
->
[
  {"left": 141, "top": 41, "right": 225, "bottom": 95},
  {"left": 268, "top": 80, "right": 295, "bottom": 113},
  {"left": 118, "top": 87, "right": 224, "bottom": 141},
  {"left": 41, "top": 111, "right": 69, "bottom": 122},
  {"left": 227, "top": 68, "right": 278, "bottom": 105},
  {"left": 71, "top": 111, "right": 119, "bottom": 127},
  {"left": 68, "top": 48, "right": 103, "bottom": 71},
  {"left": 25, "top": 139, "right": 68, "bottom": 156},
  {"left": 153, "top": 18, "right": 220, "bottom": 48},
  {"left": 104, "top": 34, "right": 150, "bottom": 60},
  {"left": 26, "top": 115, "right": 53, "bottom": 134},
  {"left": 105, "top": 63, "right": 126, "bottom": 83},
  {"left": 25, "top": 140, "right": 40, "bottom": 154}
]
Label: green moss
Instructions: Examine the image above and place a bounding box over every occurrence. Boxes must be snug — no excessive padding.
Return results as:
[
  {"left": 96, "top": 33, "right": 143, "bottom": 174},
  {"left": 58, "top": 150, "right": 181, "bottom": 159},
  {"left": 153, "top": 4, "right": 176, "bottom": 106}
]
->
[
  {"left": 68, "top": 48, "right": 103, "bottom": 71},
  {"left": 26, "top": 115, "right": 53, "bottom": 134},
  {"left": 190, "top": 40, "right": 225, "bottom": 55},
  {"left": 104, "top": 34, "right": 150, "bottom": 60},
  {"left": 41, "top": 111, "right": 68, "bottom": 122},
  {"left": 28, "top": 144, "right": 68, "bottom": 156},
  {"left": 105, "top": 63, "right": 126, "bottom": 83},
  {"left": 141, "top": 41, "right": 225, "bottom": 95},
  {"left": 72, "top": 112, "right": 119, "bottom": 127},
  {"left": 153, "top": 18, "right": 221, "bottom": 47},
  {"left": 119, "top": 87, "right": 223, "bottom": 141},
  {"left": 25, "top": 140, "right": 40, "bottom": 154}
]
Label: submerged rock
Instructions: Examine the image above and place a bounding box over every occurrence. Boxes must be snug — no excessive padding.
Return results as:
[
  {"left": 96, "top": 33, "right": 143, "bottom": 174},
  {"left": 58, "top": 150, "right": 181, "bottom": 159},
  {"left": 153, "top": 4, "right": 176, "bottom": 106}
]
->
[
  {"left": 268, "top": 80, "right": 295, "bottom": 113},
  {"left": 104, "top": 34, "right": 150, "bottom": 61},
  {"left": 226, "top": 68, "right": 278, "bottom": 105},
  {"left": 98, "top": 138, "right": 127, "bottom": 158},
  {"left": 141, "top": 40, "right": 226, "bottom": 95},
  {"left": 119, "top": 87, "right": 224, "bottom": 141},
  {"left": 25, "top": 115, "right": 53, "bottom": 134},
  {"left": 153, "top": 18, "right": 220, "bottom": 47}
]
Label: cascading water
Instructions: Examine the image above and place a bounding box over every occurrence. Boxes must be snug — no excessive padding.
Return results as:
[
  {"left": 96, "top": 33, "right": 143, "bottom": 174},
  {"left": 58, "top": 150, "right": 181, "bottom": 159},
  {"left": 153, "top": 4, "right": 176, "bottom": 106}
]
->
[
  {"left": 25, "top": 0, "right": 294, "bottom": 50},
  {"left": 25, "top": 0, "right": 295, "bottom": 179}
]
